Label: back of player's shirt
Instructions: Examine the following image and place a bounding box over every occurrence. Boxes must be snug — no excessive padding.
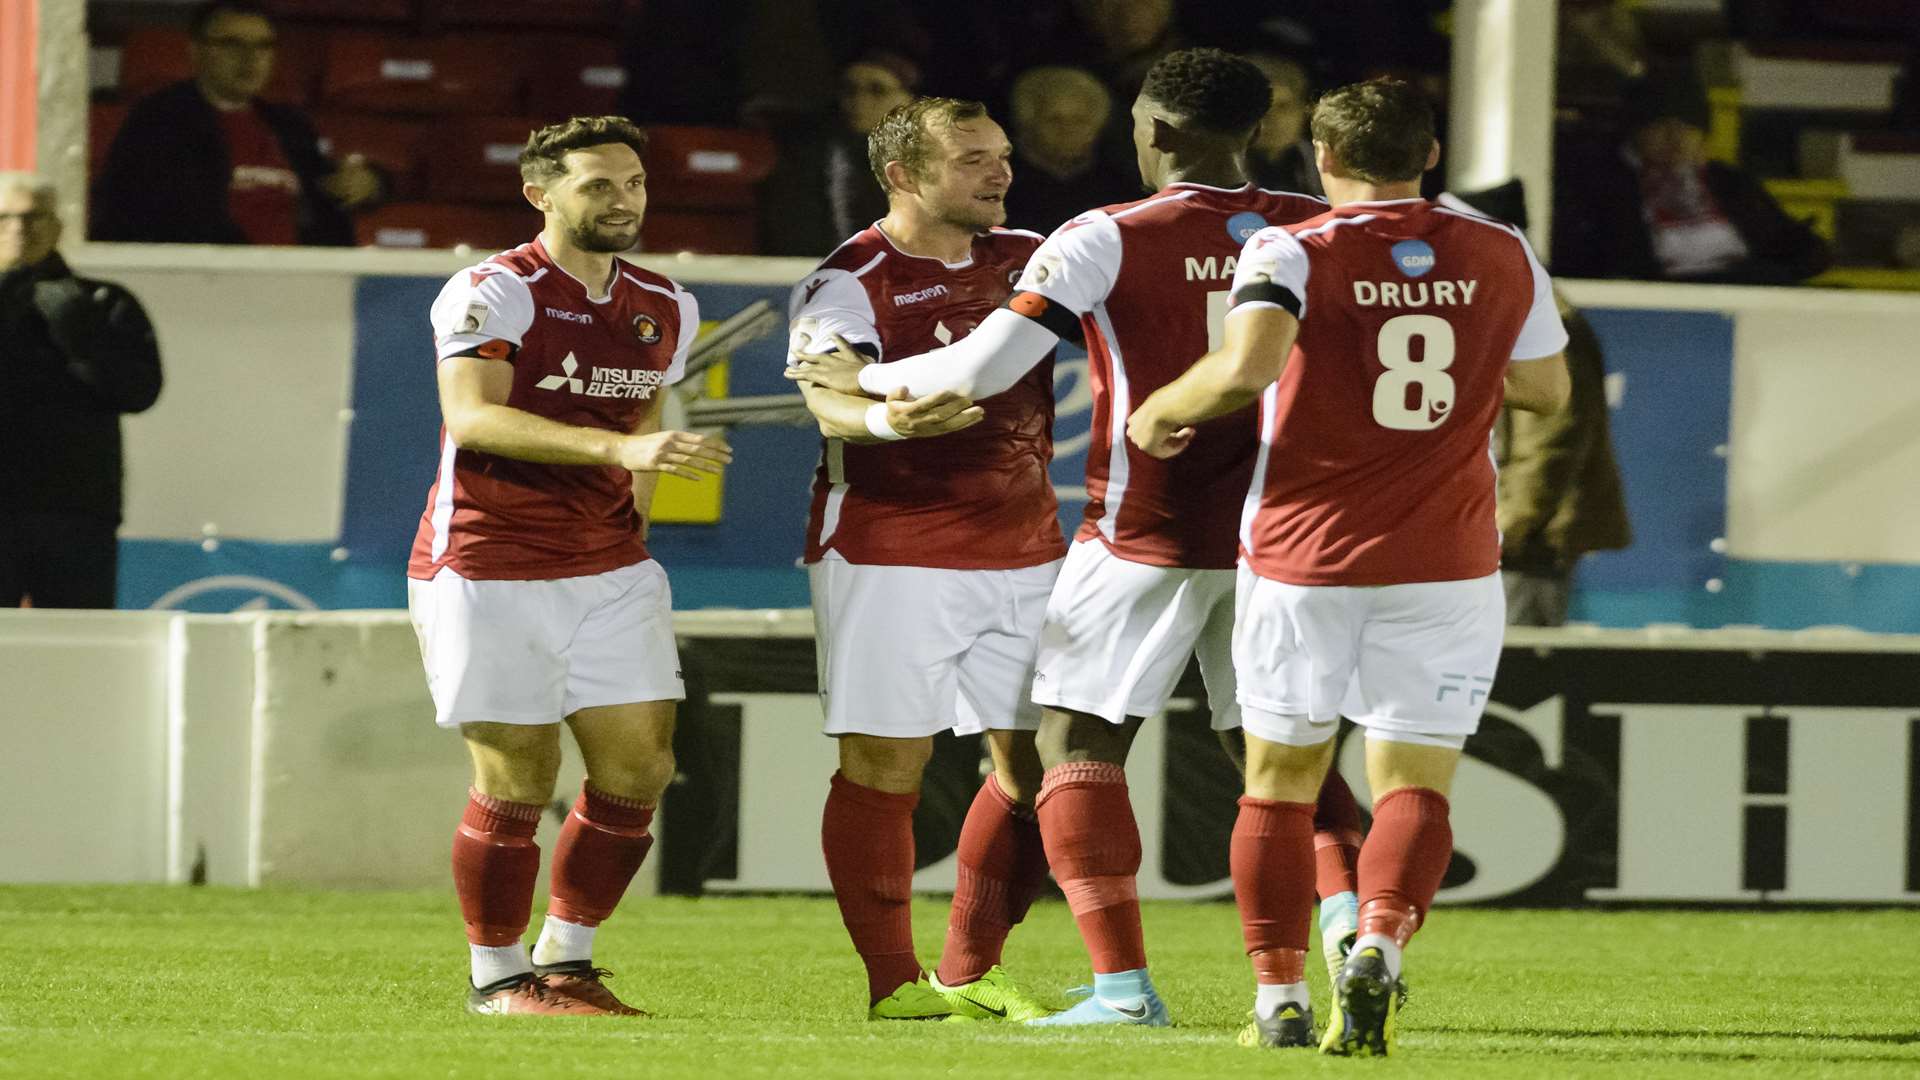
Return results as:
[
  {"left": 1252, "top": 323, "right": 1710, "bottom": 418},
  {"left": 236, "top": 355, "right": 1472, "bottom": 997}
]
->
[
  {"left": 1015, "top": 183, "right": 1327, "bottom": 569},
  {"left": 789, "top": 225, "right": 1064, "bottom": 570},
  {"left": 1229, "top": 199, "right": 1568, "bottom": 586}
]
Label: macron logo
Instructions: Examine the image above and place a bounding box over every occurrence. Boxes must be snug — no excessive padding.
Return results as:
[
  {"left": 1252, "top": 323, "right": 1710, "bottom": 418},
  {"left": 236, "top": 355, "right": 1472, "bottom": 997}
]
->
[
  {"left": 536, "top": 352, "right": 586, "bottom": 393},
  {"left": 893, "top": 284, "right": 950, "bottom": 307},
  {"left": 545, "top": 307, "right": 593, "bottom": 324}
]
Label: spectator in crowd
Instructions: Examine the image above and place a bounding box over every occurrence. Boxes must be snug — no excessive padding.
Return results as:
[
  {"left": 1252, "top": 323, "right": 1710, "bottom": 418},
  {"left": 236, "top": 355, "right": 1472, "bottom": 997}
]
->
[
  {"left": 759, "top": 51, "right": 918, "bottom": 256},
  {"left": 1245, "top": 54, "right": 1322, "bottom": 197},
  {"left": 1552, "top": 72, "right": 1831, "bottom": 283},
  {"left": 91, "top": 0, "right": 382, "bottom": 245},
  {"left": 0, "top": 173, "right": 163, "bottom": 609},
  {"left": 1003, "top": 66, "right": 1136, "bottom": 234},
  {"left": 1048, "top": 0, "right": 1188, "bottom": 185},
  {"left": 1445, "top": 182, "right": 1631, "bottom": 626}
]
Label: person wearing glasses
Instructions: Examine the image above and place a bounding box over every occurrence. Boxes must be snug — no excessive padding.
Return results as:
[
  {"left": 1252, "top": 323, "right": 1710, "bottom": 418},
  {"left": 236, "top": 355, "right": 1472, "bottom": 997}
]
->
[
  {"left": 1, "top": 173, "right": 162, "bottom": 608},
  {"left": 92, "top": 0, "right": 382, "bottom": 245}
]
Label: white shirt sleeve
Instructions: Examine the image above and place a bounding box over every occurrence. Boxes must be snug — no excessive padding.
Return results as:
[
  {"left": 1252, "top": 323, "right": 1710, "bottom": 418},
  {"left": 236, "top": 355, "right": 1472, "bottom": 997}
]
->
[
  {"left": 667, "top": 286, "right": 700, "bottom": 385},
  {"left": 788, "top": 267, "right": 881, "bottom": 359},
  {"left": 429, "top": 266, "right": 535, "bottom": 361},
  {"left": 1229, "top": 226, "right": 1311, "bottom": 320},
  {"left": 853, "top": 307, "right": 1061, "bottom": 399},
  {"left": 1014, "top": 211, "right": 1122, "bottom": 316},
  {"left": 1510, "top": 231, "right": 1570, "bottom": 361}
]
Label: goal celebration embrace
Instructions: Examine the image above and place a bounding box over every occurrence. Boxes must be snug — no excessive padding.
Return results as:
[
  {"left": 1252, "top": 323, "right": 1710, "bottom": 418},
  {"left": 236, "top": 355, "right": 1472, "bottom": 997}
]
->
[{"left": 415, "top": 46, "right": 1569, "bottom": 1058}]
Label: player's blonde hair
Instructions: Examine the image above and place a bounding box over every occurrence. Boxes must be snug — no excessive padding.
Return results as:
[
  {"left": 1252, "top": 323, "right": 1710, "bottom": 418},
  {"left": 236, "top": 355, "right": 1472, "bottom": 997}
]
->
[
  {"left": 866, "top": 97, "right": 990, "bottom": 196},
  {"left": 1310, "top": 77, "right": 1435, "bottom": 183},
  {"left": 519, "top": 115, "right": 650, "bottom": 186}
]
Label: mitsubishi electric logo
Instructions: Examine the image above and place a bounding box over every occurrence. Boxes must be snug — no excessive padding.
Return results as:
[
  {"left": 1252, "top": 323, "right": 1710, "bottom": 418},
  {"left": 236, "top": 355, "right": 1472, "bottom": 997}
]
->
[
  {"left": 536, "top": 352, "right": 586, "bottom": 393},
  {"left": 536, "top": 352, "right": 667, "bottom": 399}
]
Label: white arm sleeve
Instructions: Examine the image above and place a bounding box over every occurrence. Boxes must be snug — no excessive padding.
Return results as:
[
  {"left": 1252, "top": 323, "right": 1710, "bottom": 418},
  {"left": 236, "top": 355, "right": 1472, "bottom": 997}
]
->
[
  {"left": 429, "top": 266, "right": 535, "bottom": 361},
  {"left": 666, "top": 286, "right": 699, "bottom": 385},
  {"left": 854, "top": 307, "right": 1062, "bottom": 399},
  {"left": 853, "top": 214, "right": 1121, "bottom": 399},
  {"left": 1510, "top": 232, "right": 1570, "bottom": 361},
  {"left": 1228, "top": 226, "right": 1311, "bottom": 320},
  {"left": 788, "top": 267, "right": 881, "bottom": 359}
]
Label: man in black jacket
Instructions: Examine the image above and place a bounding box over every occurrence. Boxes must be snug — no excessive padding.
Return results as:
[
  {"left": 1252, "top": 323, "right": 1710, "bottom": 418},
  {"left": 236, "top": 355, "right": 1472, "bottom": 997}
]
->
[
  {"left": 92, "top": 0, "right": 380, "bottom": 246},
  {"left": 1553, "top": 72, "right": 1830, "bottom": 284},
  {"left": 2, "top": 173, "right": 164, "bottom": 608}
]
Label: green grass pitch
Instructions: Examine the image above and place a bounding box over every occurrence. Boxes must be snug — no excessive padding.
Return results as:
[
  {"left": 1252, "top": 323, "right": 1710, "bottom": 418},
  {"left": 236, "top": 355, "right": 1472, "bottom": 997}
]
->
[{"left": 1, "top": 886, "right": 1915, "bottom": 1078}]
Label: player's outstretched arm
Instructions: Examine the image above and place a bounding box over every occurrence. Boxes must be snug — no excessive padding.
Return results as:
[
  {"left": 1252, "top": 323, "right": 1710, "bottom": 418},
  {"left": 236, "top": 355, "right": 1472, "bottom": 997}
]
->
[
  {"left": 438, "top": 353, "right": 731, "bottom": 478},
  {"left": 787, "top": 308, "right": 1061, "bottom": 401},
  {"left": 797, "top": 381, "right": 985, "bottom": 443},
  {"left": 1503, "top": 351, "right": 1571, "bottom": 415},
  {"left": 1128, "top": 306, "right": 1298, "bottom": 459}
]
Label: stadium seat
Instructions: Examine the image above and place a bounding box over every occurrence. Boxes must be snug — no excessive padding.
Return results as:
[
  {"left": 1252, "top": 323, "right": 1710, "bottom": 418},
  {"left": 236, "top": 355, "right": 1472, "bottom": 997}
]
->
[
  {"left": 116, "top": 26, "right": 323, "bottom": 104},
  {"left": 310, "top": 112, "right": 430, "bottom": 200},
  {"left": 423, "top": 117, "right": 543, "bottom": 204},
  {"left": 642, "top": 209, "right": 757, "bottom": 255},
  {"left": 88, "top": 102, "right": 129, "bottom": 174},
  {"left": 355, "top": 202, "right": 534, "bottom": 250},
  {"left": 318, "top": 34, "right": 522, "bottom": 115},
  {"left": 431, "top": 0, "right": 625, "bottom": 30},
  {"left": 643, "top": 126, "right": 776, "bottom": 211},
  {"left": 524, "top": 38, "right": 627, "bottom": 120}
]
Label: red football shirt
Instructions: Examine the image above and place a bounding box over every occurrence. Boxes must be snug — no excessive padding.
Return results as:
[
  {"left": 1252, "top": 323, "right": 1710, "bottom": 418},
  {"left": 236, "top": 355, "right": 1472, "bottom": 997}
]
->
[
  {"left": 1014, "top": 183, "right": 1327, "bottom": 569},
  {"left": 407, "top": 237, "right": 700, "bottom": 582},
  {"left": 788, "top": 225, "right": 1064, "bottom": 570},
  {"left": 219, "top": 107, "right": 301, "bottom": 246},
  {"left": 1228, "top": 199, "right": 1568, "bottom": 586}
]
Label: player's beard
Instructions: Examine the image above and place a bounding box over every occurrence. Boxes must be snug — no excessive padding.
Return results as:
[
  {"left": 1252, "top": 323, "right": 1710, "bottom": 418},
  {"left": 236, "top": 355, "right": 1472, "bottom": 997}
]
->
[
  {"left": 936, "top": 193, "right": 1007, "bottom": 232},
  {"left": 567, "top": 213, "right": 641, "bottom": 253}
]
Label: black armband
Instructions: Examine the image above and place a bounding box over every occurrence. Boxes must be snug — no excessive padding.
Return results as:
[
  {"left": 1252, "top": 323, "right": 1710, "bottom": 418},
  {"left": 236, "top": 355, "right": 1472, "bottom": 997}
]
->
[{"left": 1006, "top": 291, "right": 1085, "bottom": 345}]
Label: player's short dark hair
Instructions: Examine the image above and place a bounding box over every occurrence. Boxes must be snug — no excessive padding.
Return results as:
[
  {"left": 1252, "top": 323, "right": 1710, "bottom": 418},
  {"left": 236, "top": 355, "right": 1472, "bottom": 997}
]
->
[
  {"left": 518, "top": 115, "right": 650, "bottom": 186},
  {"left": 1310, "top": 77, "right": 1435, "bottom": 184},
  {"left": 1138, "top": 48, "right": 1272, "bottom": 136},
  {"left": 188, "top": 0, "right": 272, "bottom": 38},
  {"left": 867, "top": 97, "right": 991, "bottom": 195}
]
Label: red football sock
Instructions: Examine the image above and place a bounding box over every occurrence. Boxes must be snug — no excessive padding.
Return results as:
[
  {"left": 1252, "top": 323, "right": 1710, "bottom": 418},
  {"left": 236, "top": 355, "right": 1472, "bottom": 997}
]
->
[
  {"left": 1036, "top": 762, "right": 1145, "bottom": 974},
  {"left": 936, "top": 774, "right": 1048, "bottom": 986},
  {"left": 822, "top": 771, "right": 923, "bottom": 1004},
  {"left": 1314, "top": 767, "right": 1365, "bottom": 899},
  {"left": 546, "top": 784, "right": 655, "bottom": 928},
  {"left": 451, "top": 788, "right": 543, "bottom": 947},
  {"left": 1230, "top": 796, "right": 1316, "bottom": 984},
  {"left": 1357, "top": 786, "right": 1453, "bottom": 948}
]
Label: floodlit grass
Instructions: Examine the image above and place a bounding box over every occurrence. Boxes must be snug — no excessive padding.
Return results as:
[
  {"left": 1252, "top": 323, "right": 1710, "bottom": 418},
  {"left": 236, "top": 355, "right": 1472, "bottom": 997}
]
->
[{"left": 1, "top": 887, "right": 1915, "bottom": 1078}]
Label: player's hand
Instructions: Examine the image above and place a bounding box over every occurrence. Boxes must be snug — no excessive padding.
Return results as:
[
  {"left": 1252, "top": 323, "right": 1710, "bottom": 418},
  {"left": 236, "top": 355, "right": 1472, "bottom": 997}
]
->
[
  {"left": 612, "top": 429, "right": 733, "bottom": 478},
  {"left": 884, "top": 387, "right": 985, "bottom": 438},
  {"left": 1126, "top": 406, "right": 1195, "bottom": 459},
  {"left": 784, "top": 333, "right": 871, "bottom": 396}
]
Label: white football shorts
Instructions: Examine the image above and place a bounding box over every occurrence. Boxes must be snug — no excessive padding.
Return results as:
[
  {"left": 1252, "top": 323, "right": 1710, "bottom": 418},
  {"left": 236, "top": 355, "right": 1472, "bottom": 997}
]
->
[
  {"left": 1233, "top": 567, "right": 1505, "bottom": 749},
  {"left": 809, "top": 555, "right": 1062, "bottom": 738},
  {"left": 408, "top": 559, "right": 684, "bottom": 729},
  {"left": 1031, "top": 539, "right": 1239, "bottom": 729}
]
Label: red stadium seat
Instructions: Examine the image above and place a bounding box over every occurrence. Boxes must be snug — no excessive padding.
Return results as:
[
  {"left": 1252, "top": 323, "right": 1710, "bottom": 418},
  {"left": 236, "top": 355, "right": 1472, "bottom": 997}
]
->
[
  {"left": 318, "top": 34, "right": 522, "bottom": 115},
  {"left": 116, "top": 26, "right": 322, "bottom": 105},
  {"left": 309, "top": 112, "right": 429, "bottom": 199},
  {"left": 643, "top": 126, "right": 776, "bottom": 211},
  {"left": 423, "top": 117, "right": 543, "bottom": 204},
  {"left": 641, "top": 209, "right": 757, "bottom": 255},
  {"left": 432, "top": 0, "right": 624, "bottom": 30},
  {"left": 88, "top": 103, "right": 130, "bottom": 174},
  {"left": 524, "top": 38, "right": 627, "bottom": 120},
  {"left": 356, "top": 202, "right": 535, "bottom": 250}
]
